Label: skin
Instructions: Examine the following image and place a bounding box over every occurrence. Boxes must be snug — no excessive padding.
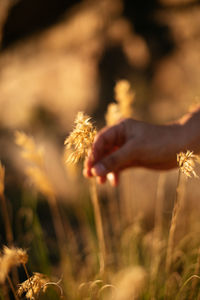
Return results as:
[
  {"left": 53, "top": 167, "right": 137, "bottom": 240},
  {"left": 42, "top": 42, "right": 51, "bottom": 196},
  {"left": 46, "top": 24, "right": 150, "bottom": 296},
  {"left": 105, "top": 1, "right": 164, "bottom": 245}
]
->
[{"left": 83, "top": 106, "right": 200, "bottom": 186}]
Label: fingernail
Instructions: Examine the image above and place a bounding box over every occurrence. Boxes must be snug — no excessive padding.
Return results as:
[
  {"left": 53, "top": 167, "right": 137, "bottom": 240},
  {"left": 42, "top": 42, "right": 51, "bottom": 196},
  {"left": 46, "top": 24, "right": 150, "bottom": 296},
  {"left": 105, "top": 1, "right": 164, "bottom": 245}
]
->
[
  {"left": 91, "top": 163, "right": 107, "bottom": 176},
  {"left": 107, "top": 173, "right": 115, "bottom": 186}
]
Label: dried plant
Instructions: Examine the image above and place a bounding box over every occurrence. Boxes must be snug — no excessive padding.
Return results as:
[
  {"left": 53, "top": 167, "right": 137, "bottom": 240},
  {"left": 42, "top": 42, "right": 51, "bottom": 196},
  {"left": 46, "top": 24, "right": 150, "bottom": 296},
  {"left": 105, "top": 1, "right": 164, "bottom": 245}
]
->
[
  {"left": 0, "top": 246, "right": 28, "bottom": 284},
  {"left": 15, "top": 131, "right": 66, "bottom": 262},
  {"left": 26, "top": 166, "right": 54, "bottom": 199},
  {"left": 0, "top": 161, "right": 5, "bottom": 196},
  {"left": 18, "top": 272, "right": 49, "bottom": 299},
  {"left": 105, "top": 80, "right": 135, "bottom": 126},
  {"left": 64, "top": 111, "right": 106, "bottom": 273},
  {"left": 189, "top": 247, "right": 200, "bottom": 300},
  {"left": 78, "top": 279, "right": 115, "bottom": 300},
  {"left": 114, "top": 79, "right": 135, "bottom": 118},
  {"left": 165, "top": 169, "right": 182, "bottom": 275},
  {"left": 64, "top": 111, "right": 97, "bottom": 164},
  {"left": 0, "top": 162, "right": 13, "bottom": 246},
  {"left": 105, "top": 103, "right": 123, "bottom": 126},
  {"left": 177, "top": 150, "right": 199, "bottom": 178},
  {"left": 166, "top": 150, "right": 199, "bottom": 275},
  {"left": 15, "top": 131, "right": 44, "bottom": 168},
  {"left": 150, "top": 173, "right": 166, "bottom": 297}
]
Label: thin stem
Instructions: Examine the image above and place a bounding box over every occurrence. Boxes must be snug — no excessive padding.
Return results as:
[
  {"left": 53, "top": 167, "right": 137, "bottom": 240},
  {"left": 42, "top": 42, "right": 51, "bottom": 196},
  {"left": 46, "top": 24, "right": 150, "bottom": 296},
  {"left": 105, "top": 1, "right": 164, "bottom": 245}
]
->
[
  {"left": 1, "top": 285, "right": 11, "bottom": 300},
  {"left": 150, "top": 173, "right": 165, "bottom": 297},
  {"left": 175, "top": 275, "right": 200, "bottom": 300},
  {"left": 6, "top": 275, "right": 19, "bottom": 300},
  {"left": 0, "top": 192, "right": 19, "bottom": 285},
  {"left": 89, "top": 178, "right": 106, "bottom": 273},
  {"left": 48, "top": 195, "right": 67, "bottom": 259},
  {"left": 165, "top": 170, "right": 182, "bottom": 274},
  {"left": 0, "top": 193, "right": 13, "bottom": 245},
  {"left": 189, "top": 248, "right": 200, "bottom": 300},
  {"left": 22, "top": 263, "right": 36, "bottom": 299}
]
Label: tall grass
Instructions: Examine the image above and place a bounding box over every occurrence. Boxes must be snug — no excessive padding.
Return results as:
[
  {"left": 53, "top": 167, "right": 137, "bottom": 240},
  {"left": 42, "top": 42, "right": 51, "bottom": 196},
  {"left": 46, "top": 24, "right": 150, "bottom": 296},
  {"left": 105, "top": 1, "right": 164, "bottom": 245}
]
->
[{"left": 0, "top": 86, "right": 200, "bottom": 299}]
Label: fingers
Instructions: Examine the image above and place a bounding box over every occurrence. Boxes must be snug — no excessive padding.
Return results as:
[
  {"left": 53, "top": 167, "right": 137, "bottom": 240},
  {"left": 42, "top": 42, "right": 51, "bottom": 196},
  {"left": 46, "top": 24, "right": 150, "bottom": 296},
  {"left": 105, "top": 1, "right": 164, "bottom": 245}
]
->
[
  {"left": 91, "top": 141, "right": 134, "bottom": 176},
  {"left": 96, "top": 173, "right": 119, "bottom": 186},
  {"left": 90, "top": 122, "right": 126, "bottom": 165},
  {"left": 83, "top": 120, "right": 131, "bottom": 186},
  {"left": 83, "top": 163, "right": 119, "bottom": 186}
]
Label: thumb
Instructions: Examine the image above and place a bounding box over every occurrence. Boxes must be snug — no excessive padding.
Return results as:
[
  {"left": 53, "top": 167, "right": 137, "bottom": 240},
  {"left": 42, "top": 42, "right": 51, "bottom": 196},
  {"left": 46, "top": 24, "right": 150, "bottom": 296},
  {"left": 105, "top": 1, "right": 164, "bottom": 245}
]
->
[{"left": 91, "top": 142, "right": 134, "bottom": 176}]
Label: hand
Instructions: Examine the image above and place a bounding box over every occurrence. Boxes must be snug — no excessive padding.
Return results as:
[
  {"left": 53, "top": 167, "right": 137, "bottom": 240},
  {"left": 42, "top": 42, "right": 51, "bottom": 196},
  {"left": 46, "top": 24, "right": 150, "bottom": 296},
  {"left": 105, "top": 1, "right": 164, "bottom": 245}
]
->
[{"left": 83, "top": 118, "right": 184, "bottom": 186}]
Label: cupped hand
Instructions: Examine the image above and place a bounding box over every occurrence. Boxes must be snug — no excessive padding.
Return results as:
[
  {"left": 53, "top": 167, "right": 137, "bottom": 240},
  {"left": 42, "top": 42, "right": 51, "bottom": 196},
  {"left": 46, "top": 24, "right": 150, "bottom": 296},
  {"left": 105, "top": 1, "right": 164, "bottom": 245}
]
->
[{"left": 83, "top": 118, "right": 183, "bottom": 186}]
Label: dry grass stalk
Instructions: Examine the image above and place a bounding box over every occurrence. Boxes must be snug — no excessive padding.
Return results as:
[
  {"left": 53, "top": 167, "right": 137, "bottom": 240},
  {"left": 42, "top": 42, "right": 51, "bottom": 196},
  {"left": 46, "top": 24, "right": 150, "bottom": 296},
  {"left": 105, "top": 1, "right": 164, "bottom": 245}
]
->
[
  {"left": 15, "top": 131, "right": 44, "bottom": 168},
  {"left": 0, "top": 246, "right": 28, "bottom": 284},
  {"left": 89, "top": 178, "right": 106, "bottom": 273},
  {"left": 105, "top": 80, "right": 135, "bottom": 126},
  {"left": 105, "top": 81, "right": 135, "bottom": 230},
  {"left": 189, "top": 247, "right": 200, "bottom": 300},
  {"left": 7, "top": 274, "right": 19, "bottom": 300},
  {"left": 177, "top": 150, "right": 199, "bottom": 178},
  {"left": 22, "top": 263, "right": 36, "bottom": 299},
  {"left": 105, "top": 103, "right": 122, "bottom": 126},
  {"left": 166, "top": 151, "right": 199, "bottom": 274},
  {"left": 114, "top": 79, "right": 135, "bottom": 118},
  {"left": 26, "top": 166, "right": 54, "bottom": 199},
  {"left": 165, "top": 169, "right": 182, "bottom": 275},
  {"left": 18, "top": 272, "right": 49, "bottom": 299},
  {"left": 176, "top": 275, "right": 200, "bottom": 300},
  {"left": 0, "top": 162, "right": 13, "bottom": 245},
  {"left": 64, "top": 111, "right": 106, "bottom": 272},
  {"left": 0, "top": 163, "right": 19, "bottom": 286},
  {"left": 15, "top": 131, "right": 67, "bottom": 260},
  {"left": 150, "top": 173, "right": 166, "bottom": 297},
  {"left": 0, "top": 0, "right": 15, "bottom": 47},
  {"left": 64, "top": 111, "right": 97, "bottom": 164},
  {"left": 0, "top": 247, "right": 28, "bottom": 300}
]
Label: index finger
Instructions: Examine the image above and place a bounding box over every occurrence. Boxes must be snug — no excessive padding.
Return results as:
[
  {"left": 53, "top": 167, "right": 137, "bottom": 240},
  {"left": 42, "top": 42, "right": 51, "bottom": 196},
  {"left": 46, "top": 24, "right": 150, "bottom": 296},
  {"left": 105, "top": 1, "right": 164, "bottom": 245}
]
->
[{"left": 88, "top": 122, "right": 126, "bottom": 167}]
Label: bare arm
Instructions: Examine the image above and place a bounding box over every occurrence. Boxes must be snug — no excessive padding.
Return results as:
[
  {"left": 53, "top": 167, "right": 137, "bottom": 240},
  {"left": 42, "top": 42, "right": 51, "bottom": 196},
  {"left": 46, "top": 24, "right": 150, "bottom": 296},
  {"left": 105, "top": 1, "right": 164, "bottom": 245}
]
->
[{"left": 84, "top": 106, "right": 200, "bottom": 185}]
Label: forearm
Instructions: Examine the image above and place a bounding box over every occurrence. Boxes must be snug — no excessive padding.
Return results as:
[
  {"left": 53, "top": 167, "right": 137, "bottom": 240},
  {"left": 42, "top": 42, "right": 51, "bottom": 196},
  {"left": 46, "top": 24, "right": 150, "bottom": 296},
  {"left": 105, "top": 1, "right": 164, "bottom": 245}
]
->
[
  {"left": 178, "top": 106, "right": 200, "bottom": 154},
  {"left": 141, "top": 106, "right": 200, "bottom": 170}
]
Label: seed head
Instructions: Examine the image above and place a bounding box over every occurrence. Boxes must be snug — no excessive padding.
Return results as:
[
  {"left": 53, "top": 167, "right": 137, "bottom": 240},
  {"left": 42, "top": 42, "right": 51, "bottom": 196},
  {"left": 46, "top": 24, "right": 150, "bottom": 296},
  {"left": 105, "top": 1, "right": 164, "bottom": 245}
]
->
[
  {"left": 0, "top": 246, "right": 28, "bottom": 283},
  {"left": 15, "top": 131, "right": 44, "bottom": 168},
  {"left": 114, "top": 79, "right": 135, "bottom": 118},
  {"left": 15, "top": 131, "right": 54, "bottom": 198},
  {"left": 18, "top": 272, "right": 49, "bottom": 299},
  {"left": 64, "top": 111, "right": 97, "bottom": 164},
  {"left": 105, "top": 103, "right": 123, "bottom": 126},
  {"left": 26, "top": 167, "right": 54, "bottom": 198},
  {"left": 177, "top": 150, "right": 199, "bottom": 178},
  {"left": 105, "top": 80, "right": 135, "bottom": 126}
]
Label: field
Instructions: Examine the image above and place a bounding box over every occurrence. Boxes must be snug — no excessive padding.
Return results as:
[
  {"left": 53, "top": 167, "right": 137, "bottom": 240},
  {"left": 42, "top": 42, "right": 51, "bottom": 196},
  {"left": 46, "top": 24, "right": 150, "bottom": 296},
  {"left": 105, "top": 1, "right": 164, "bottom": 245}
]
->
[{"left": 1, "top": 0, "right": 200, "bottom": 299}]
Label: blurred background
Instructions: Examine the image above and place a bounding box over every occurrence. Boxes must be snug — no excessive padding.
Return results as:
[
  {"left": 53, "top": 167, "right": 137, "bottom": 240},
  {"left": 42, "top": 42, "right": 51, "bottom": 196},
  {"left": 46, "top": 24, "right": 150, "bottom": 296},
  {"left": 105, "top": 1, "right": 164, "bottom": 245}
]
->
[{"left": 1, "top": 0, "right": 200, "bottom": 295}]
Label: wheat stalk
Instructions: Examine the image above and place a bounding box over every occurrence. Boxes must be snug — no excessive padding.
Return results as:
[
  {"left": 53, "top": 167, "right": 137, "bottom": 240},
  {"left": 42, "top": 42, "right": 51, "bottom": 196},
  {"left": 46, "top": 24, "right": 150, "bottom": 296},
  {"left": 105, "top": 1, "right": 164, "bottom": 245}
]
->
[
  {"left": 18, "top": 272, "right": 50, "bottom": 299},
  {"left": 15, "top": 131, "right": 68, "bottom": 260},
  {"left": 166, "top": 151, "right": 199, "bottom": 274},
  {"left": 189, "top": 247, "right": 200, "bottom": 300},
  {"left": 89, "top": 178, "right": 106, "bottom": 273},
  {"left": 64, "top": 111, "right": 106, "bottom": 272},
  {"left": 150, "top": 173, "right": 166, "bottom": 297},
  {"left": 0, "top": 162, "right": 13, "bottom": 246}
]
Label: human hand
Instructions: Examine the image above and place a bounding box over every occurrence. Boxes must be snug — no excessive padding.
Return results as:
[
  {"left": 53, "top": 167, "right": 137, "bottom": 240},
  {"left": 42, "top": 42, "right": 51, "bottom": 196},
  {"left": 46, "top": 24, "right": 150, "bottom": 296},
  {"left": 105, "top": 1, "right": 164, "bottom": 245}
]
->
[{"left": 83, "top": 118, "right": 183, "bottom": 186}]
